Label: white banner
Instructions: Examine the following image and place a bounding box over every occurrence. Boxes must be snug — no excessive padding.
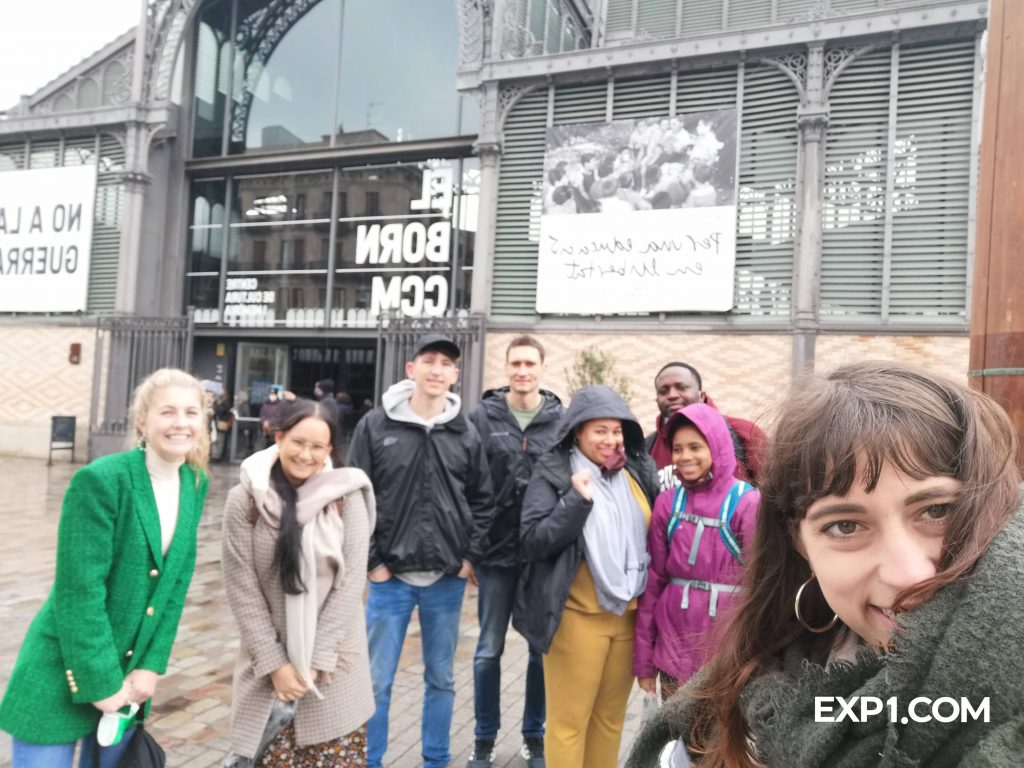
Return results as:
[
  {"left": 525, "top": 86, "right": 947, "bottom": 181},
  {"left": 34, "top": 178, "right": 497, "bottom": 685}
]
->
[
  {"left": 535, "top": 206, "right": 737, "bottom": 313},
  {"left": 0, "top": 165, "right": 98, "bottom": 312},
  {"left": 535, "top": 111, "right": 738, "bottom": 314}
]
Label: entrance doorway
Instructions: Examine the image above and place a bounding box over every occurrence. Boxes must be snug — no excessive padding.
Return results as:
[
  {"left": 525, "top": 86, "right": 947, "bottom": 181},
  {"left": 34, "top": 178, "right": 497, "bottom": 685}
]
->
[
  {"left": 290, "top": 342, "right": 377, "bottom": 444},
  {"left": 233, "top": 342, "right": 289, "bottom": 458}
]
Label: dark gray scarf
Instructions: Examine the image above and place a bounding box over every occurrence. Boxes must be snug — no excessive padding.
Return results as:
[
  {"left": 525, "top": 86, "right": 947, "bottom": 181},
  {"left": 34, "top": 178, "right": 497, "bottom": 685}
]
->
[{"left": 627, "top": 499, "right": 1024, "bottom": 767}]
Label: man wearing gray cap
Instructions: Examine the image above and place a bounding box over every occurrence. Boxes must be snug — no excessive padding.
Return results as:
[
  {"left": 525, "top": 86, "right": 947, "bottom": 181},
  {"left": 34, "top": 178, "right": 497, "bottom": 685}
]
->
[{"left": 348, "top": 333, "right": 495, "bottom": 768}]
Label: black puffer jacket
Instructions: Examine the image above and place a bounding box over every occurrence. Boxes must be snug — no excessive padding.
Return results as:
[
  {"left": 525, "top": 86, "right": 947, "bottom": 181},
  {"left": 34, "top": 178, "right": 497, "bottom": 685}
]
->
[
  {"left": 347, "top": 395, "right": 494, "bottom": 575},
  {"left": 468, "top": 387, "right": 565, "bottom": 568},
  {"left": 513, "top": 385, "right": 659, "bottom": 653}
]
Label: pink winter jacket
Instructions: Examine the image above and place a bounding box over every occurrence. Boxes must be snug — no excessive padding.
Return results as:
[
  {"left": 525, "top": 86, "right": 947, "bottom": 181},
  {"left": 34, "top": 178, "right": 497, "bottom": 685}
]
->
[{"left": 632, "top": 402, "right": 760, "bottom": 683}]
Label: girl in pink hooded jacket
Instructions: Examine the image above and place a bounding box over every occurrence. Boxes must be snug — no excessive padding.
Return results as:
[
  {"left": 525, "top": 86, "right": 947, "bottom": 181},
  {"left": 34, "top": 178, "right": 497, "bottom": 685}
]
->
[{"left": 634, "top": 403, "right": 760, "bottom": 700}]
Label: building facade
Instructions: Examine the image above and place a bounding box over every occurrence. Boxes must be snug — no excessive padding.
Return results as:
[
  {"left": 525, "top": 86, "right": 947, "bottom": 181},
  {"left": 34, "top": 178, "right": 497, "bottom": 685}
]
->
[{"left": 0, "top": 0, "right": 986, "bottom": 457}]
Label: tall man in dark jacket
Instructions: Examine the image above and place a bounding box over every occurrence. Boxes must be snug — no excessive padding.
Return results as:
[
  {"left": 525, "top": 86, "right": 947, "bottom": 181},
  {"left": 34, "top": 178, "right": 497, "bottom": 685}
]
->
[
  {"left": 348, "top": 333, "right": 495, "bottom": 768},
  {"left": 466, "top": 336, "right": 564, "bottom": 768}
]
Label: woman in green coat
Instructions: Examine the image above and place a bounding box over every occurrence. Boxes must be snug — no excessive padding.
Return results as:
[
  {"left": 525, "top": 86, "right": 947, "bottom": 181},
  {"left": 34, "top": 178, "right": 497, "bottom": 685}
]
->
[
  {"left": 0, "top": 368, "right": 210, "bottom": 767},
  {"left": 627, "top": 361, "right": 1024, "bottom": 768}
]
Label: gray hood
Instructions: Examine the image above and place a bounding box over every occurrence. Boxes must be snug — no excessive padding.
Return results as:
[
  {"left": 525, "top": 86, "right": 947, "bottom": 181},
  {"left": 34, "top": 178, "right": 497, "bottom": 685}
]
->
[
  {"left": 382, "top": 378, "right": 461, "bottom": 429},
  {"left": 557, "top": 385, "right": 645, "bottom": 457}
]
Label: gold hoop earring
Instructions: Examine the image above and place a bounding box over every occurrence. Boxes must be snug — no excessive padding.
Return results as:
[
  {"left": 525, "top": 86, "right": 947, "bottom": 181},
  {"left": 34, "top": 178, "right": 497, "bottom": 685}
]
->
[{"left": 794, "top": 575, "right": 839, "bottom": 633}]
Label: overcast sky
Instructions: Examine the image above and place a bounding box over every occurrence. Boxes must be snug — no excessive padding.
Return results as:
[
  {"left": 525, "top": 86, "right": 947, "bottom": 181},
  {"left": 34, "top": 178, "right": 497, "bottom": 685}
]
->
[{"left": 1, "top": 0, "right": 141, "bottom": 109}]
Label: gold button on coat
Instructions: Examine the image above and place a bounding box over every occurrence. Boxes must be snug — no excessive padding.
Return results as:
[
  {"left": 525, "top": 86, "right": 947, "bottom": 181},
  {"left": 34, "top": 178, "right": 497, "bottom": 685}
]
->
[{"left": 146, "top": 606, "right": 155, "bottom": 616}]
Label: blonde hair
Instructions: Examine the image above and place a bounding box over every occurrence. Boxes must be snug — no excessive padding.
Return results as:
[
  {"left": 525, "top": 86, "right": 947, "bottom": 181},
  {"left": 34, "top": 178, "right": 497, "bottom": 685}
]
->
[{"left": 128, "top": 368, "right": 210, "bottom": 476}]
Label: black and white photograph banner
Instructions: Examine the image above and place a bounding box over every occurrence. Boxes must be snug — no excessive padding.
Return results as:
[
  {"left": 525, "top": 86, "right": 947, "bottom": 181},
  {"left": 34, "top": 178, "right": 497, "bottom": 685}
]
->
[{"left": 535, "top": 109, "right": 739, "bottom": 314}]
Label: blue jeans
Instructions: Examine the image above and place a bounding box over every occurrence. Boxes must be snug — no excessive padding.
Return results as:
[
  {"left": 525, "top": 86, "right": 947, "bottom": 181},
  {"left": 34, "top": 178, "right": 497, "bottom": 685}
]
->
[
  {"left": 11, "top": 729, "right": 135, "bottom": 768},
  {"left": 473, "top": 565, "right": 545, "bottom": 742},
  {"left": 366, "top": 575, "right": 466, "bottom": 768}
]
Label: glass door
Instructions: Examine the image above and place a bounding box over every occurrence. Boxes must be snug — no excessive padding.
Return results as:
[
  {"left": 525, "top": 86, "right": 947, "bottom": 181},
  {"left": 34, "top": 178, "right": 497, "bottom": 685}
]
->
[{"left": 232, "top": 342, "right": 289, "bottom": 460}]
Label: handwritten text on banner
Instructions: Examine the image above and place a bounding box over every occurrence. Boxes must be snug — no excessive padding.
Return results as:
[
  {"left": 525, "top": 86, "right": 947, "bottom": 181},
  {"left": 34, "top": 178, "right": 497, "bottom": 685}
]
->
[{"left": 535, "top": 206, "right": 737, "bottom": 314}]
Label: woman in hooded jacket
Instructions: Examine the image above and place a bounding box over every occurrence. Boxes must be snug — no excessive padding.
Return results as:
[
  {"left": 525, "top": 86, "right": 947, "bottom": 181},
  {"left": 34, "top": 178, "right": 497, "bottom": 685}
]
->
[
  {"left": 514, "top": 385, "right": 659, "bottom": 768},
  {"left": 221, "top": 398, "right": 375, "bottom": 767},
  {"left": 634, "top": 404, "right": 760, "bottom": 702}
]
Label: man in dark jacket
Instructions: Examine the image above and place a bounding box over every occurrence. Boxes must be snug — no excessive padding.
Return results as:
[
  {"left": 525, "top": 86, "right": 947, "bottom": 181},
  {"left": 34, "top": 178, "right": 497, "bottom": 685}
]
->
[
  {"left": 645, "top": 361, "right": 765, "bottom": 491},
  {"left": 466, "top": 335, "right": 564, "bottom": 768},
  {"left": 348, "top": 333, "right": 495, "bottom": 768},
  {"left": 314, "top": 377, "right": 341, "bottom": 426}
]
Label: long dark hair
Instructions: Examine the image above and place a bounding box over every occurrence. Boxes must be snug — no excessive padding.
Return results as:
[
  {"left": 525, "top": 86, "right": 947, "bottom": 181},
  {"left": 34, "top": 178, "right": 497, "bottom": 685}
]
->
[
  {"left": 270, "top": 398, "right": 338, "bottom": 596},
  {"left": 688, "top": 360, "right": 1020, "bottom": 767}
]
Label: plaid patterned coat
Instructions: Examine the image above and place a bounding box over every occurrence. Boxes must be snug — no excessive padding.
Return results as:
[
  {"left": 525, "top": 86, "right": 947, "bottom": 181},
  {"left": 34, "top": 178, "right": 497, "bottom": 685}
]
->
[{"left": 221, "top": 471, "right": 374, "bottom": 758}]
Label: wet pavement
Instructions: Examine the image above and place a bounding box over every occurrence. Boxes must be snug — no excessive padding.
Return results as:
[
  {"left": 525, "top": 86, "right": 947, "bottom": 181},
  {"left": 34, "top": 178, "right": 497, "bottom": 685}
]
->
[{"left": 0, "top": 457, "right": 645, "bottom": 767}]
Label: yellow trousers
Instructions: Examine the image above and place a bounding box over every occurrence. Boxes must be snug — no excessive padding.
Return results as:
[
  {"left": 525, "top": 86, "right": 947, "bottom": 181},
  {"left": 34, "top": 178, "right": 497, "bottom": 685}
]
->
[{"left": 543, "top": 607, "right": 636, "bottom": 768}]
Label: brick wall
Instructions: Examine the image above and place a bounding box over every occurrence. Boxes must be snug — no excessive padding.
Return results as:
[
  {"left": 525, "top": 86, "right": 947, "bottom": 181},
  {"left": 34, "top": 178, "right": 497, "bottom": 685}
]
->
[
  {"left": 483, "top": 332, "right": 970, "bottom": 436},
  {"left": 0, "top": 325, "right": 97, "bottom": 460}
]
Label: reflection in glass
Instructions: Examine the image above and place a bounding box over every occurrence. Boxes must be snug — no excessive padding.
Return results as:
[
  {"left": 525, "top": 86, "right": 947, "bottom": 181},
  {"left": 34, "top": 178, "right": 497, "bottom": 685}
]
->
[
  {"left": 335, "top": 0, "right": 461, "bottom": 143},
  {"left": 191, "top": 0, "right": 475, "bottom": 157},
  {"left": 222, "top": 272, "right": 327, "bottom": 327},
  {"left": 235, "top": 0, "right": 341, "bottom": 153},
  {"left": 187, "top": 275, "right": 220, "bottom": 311},
  {"left": 187, "top": 160, "right": 475, "bottom": 326},
  {"left": 189, "top": 179, "right": 226, "bottom": 273},
  {"left": 229, "top": 170, "right": 332, "bottom": 270},
  {"left": 192, "top": 0, "right": 232, "bottom": 157}
]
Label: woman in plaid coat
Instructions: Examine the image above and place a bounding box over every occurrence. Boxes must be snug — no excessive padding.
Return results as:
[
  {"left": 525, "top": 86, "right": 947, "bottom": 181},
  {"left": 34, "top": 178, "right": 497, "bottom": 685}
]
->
[
  {"left": 222, "top": 398, "right": 375, "bottom": 767},
  {"left": 0, "top": 368, "right": 210, "bottom": 768}
]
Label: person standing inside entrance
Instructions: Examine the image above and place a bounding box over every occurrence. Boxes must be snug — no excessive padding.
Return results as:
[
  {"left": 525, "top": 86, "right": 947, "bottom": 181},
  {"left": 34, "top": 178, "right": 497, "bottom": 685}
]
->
[
  {"left": 466, "top": 336, "right": 564, "bottom": 768},
  {"left": 347, "top": 333, "right": 495, "bottom": 768}
]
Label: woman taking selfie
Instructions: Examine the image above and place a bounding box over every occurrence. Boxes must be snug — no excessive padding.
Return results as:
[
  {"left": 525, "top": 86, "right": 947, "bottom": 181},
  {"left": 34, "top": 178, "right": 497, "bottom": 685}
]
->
[
  {"left": 0, "top": 368, "right": 210, "bottom": 767},
  {"left": 628, "top": 360, "right": 1024, "bottom": 768},
  {"left": 221, "top": 398, "right": 375, "bottom": 767},
  {"left": 515, "top": 385, "right": 659, "bottom": 768}
]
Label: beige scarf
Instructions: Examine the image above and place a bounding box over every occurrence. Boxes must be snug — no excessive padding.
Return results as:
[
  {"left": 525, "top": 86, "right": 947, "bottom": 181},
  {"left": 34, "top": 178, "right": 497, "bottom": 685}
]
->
[{"left": 239, "top": 446, "right": 376, "bottom": 698}]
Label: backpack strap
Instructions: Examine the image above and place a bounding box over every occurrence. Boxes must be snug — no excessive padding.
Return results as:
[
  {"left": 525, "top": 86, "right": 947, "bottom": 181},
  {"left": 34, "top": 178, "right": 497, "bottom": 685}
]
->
[
  {"left": 665, "top": 485, "right": 687, "bottom": 545},
  {"left": 666, "top": 480, "right": 754, "bottom": 565},
  {"left": 718, "top": 480, "right": 753, "bottom": 564}
]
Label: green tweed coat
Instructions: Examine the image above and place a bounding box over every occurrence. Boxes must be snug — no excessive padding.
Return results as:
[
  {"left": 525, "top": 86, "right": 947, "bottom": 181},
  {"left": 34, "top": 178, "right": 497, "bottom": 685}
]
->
[{"left": 0, "top": 447, "right": 208, "bottom": 744}]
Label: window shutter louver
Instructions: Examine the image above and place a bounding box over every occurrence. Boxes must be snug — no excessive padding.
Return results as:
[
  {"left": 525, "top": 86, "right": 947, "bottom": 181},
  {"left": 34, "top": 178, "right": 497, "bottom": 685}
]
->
[
  {"left": 888, "top": 38, "right": 973, "bottom": 320},
  {"left": 637, "top": 0, "right": 677, "bottom": 38},
  {"left": 822, "top": 38, "right": 975, "bottom": 324},
  {"left": 679, "top": 0, "right": 723, "bottom": 37},
  {"left": 821, "top": 48, "right": 891, "bottom": 319},
  {"left": 87, "top": 135, "right": 126, "bottom": 313},
  {"left": 734, "top": 64, "right": 799, "bottom": 317},
  {"left": 727, "top": 0, "right": 772, "bottom": 29},
  {"left": 493, "top": 89, "right": 549, "bottom": 317}
]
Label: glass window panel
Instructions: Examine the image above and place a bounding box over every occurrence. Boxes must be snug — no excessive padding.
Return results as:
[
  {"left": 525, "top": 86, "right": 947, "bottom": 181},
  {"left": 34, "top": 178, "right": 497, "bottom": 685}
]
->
[
  {"left": 232, "top": 0, "right": 341, "bottom": 153},
  {"left": 192, "top": 0, "right": 233, "bottom": 157},
  {"left": 228, "top": 169, "right": 332, "bottom": 269},
  {"left": 188, "top": 179, "right": 227, "bottom": 273},
  {"left": 187, "top": 275, "right": 220, "bottom": 310},
  {"left": 330, "top": 158, "right": 472, "bottom": 323},
  {"left": 222, "top": 272, "right": 327, "bottom": 327},
  {"left": 335, "top": 0, "right": 463, "bottom": 144}
]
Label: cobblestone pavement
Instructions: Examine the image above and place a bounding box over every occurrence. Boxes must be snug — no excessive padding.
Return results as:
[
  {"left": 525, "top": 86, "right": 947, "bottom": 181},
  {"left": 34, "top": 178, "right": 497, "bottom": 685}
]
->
[{"left": 0, "top": 458, "right": 646, "bottom": 767}]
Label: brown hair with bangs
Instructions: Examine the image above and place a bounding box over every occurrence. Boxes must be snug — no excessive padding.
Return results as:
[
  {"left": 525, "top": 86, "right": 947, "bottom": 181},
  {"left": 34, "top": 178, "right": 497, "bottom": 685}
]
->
[{"left": 686, "top": 360, "right": 1020, "bottom": 768}]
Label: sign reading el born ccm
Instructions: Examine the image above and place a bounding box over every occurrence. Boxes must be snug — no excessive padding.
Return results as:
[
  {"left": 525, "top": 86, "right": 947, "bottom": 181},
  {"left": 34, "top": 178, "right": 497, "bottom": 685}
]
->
[{"left": 0, "top": 165, "right": 98, "bottom": 312}]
